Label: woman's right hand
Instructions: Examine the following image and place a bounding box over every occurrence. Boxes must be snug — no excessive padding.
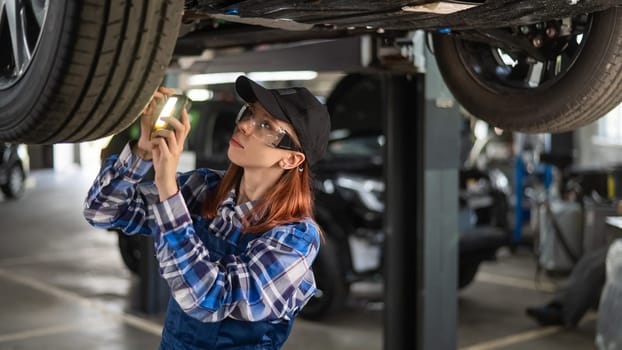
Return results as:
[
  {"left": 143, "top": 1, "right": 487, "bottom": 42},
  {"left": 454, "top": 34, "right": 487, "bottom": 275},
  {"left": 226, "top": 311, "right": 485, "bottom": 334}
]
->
[{"left": 133, "top": 86, "right": 176, "bottom": 160}]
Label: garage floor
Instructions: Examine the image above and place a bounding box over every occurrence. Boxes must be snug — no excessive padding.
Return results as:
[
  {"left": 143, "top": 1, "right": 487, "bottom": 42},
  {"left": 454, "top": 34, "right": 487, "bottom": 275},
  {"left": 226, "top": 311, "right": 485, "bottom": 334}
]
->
[{"left": 0, "top": 168, "right": 601, "bottom": 350}]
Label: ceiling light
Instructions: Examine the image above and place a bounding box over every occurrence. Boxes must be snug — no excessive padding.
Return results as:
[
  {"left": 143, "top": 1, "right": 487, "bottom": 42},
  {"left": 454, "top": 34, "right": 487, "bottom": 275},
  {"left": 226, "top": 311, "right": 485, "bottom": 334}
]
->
[
  {"left": 187, "top": 71, "right": 318, "bottom": 87},
  {"left": 187, "top": 72, "right": 244, "bottom": 86},
  {"left": 247, "top": 71, "right": 318, "bottom": 82},
  {"left": 186, "top": 89, "right": 214, "bottom": 102}
]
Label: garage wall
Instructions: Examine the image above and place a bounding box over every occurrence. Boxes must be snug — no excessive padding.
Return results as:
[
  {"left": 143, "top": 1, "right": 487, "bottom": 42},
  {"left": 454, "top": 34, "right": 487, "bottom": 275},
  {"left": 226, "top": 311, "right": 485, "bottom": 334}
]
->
[{"left": 575, "top": 120, "right": 622, "bottom": 168}]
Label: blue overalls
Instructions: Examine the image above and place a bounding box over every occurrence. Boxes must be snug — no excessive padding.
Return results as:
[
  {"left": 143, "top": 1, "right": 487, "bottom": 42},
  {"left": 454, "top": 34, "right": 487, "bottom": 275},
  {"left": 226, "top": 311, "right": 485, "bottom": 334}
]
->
[{"left": 158, "top": 215, "right": 294, "bottom": 350}]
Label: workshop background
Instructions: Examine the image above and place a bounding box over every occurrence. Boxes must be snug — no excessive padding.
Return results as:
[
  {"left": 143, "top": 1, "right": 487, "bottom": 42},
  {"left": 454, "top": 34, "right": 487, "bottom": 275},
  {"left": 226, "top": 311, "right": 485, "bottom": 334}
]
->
[{"left": 2, "top": 29, "right": 622, "bottom": 350}]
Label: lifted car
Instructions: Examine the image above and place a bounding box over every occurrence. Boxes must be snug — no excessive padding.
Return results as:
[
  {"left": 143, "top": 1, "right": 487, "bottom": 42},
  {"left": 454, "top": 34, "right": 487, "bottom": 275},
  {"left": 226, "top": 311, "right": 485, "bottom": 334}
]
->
[{"left": 1, "top": 1, "right": 622, "bottom": 143}]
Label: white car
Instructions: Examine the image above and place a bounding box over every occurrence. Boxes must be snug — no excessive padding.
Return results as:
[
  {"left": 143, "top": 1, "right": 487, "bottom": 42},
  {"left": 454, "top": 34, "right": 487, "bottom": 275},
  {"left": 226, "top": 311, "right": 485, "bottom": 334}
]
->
[{"left": 1, "top": 1, "right": 622, "bottom": 143}]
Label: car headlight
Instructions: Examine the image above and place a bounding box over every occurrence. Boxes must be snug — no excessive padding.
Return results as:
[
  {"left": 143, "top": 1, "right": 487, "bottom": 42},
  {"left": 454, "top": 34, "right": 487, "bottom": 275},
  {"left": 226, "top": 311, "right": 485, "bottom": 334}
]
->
[
  {"left": 16, "top": 144, "right": 30, "bottom": 173},
  {"left": 488, "top": 168, "right": 511, "bottom": 195},
  {"left": 335, "top": 175, "right": 384, "bottom": 212}
]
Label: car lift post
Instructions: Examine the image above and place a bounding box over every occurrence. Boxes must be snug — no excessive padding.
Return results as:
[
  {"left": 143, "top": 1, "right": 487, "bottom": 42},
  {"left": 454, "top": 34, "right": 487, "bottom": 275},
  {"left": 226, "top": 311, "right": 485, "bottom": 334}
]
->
[{"left": 383, "top": 43, "right": 461, "bottom": 349}]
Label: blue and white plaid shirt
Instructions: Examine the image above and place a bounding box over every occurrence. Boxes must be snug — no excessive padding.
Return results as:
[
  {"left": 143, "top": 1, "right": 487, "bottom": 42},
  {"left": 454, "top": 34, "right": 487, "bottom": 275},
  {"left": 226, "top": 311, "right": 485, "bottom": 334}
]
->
[{"left": 84, "top": 143, "right": 320, "bottom": 322}]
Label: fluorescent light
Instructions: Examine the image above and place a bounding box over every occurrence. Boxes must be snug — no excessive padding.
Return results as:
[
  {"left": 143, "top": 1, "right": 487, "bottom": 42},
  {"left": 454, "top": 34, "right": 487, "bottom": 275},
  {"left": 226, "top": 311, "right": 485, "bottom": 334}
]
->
[
  {"left": 186, "top": 70, "right": 318, "bottom": 86},
  {"left": 187, "top": 72, "right": 244, "bottom": 86},
  {"left": 186, "top": 89, "right": 213, "bottom": 101},
  {"left": 247, "top": 71, "right": 317, "bottom": 82}
]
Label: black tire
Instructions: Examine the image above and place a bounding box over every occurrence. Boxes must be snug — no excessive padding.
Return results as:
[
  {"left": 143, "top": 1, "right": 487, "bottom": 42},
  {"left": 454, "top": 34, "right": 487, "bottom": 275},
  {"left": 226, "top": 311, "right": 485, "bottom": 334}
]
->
[
  {"left": 458, "top": 261, "right": 480, "bottom": 290},
  {"left": 433, "top": 9, "right": 622, "bottom": 133},
  {"left": 1, "top": 163, "right": 24, "bottom": 199},
  {"left": 0, "top": 0, "right": 184, "bottom": 143},
  {"left": 117, "top": 231, "right": 142, "bottom": 275},
  {"left": 299, "top": 237, "right": 349, "bottom": 320}
]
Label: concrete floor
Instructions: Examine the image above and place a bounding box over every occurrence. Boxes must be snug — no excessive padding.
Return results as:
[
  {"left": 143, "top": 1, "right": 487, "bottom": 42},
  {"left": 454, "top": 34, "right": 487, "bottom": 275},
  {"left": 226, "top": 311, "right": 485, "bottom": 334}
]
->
[{"left": 0, "top": 167, "right": 602, "bottom": 349}]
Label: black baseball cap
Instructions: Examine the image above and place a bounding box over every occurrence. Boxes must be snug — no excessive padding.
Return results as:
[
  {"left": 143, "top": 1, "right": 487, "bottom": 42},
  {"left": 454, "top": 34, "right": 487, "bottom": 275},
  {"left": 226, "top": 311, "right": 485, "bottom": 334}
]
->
[{"left": 235, "top": 75, "right": 331, "bottom": 166}]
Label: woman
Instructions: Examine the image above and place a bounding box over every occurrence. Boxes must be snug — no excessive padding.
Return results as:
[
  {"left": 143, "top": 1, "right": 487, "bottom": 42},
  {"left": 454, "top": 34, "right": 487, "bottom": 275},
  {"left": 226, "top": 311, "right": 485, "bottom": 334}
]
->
[{"left": 84, "top": 76, "right": 331, "bottom": 349}]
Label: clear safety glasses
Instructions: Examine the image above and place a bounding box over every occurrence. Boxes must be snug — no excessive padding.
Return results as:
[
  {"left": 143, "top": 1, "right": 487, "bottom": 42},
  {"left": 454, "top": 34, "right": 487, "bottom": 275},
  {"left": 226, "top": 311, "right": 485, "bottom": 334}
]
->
[{"left": 235, "top": 104, "right": 301, "bottom": 152}]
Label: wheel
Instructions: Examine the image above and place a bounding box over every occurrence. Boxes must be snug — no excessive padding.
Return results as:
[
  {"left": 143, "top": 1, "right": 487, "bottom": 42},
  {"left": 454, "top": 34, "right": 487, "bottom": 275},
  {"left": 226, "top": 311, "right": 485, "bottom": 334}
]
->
[
  {"left": 1, "top": 164, "right": 24, "bottom": 199},
  {"left": 299, "top": 237, "right": 349, "bottom": 320},
  {"left": 458, "top": 261, "right": 480, "bottom": 290},
  {"left": 433, "top": 9, "right": 622, "bottom": 133},
  {"left": 0, "top": 0, "right": 184, "bottom": 143},
  {"left": 117, "top": 231, "right": 142, "bottom": 275}
]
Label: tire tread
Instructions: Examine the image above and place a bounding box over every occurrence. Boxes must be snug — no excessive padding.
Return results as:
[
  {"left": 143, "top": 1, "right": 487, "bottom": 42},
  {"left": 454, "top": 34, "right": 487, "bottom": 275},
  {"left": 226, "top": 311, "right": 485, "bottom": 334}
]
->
[{"left": 2, "top": 0, "right": 184, "bottom": 143}]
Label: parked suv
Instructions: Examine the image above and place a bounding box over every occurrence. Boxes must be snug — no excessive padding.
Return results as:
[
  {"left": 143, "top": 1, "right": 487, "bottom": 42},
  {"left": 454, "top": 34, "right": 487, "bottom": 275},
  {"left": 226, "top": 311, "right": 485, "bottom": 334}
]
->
[
  {"left": 101, "top": 73, "right": 511, "bottom": 320},
  {"left": 0, "top": 143, "right": 28, "bottom": 199}
]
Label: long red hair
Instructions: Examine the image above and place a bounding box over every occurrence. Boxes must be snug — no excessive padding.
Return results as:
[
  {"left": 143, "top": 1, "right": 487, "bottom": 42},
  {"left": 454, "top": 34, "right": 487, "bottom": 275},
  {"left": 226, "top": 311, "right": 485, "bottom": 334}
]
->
[{"left": 202, "top": 162, "right": 319, "bottom": 235}]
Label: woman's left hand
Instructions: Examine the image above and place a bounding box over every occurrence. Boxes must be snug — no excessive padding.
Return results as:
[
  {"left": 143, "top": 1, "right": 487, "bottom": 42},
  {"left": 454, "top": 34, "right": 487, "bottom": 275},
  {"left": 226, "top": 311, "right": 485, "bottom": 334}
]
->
[{"left": 151, "top": 108, "right": 191, "bottom": 202}]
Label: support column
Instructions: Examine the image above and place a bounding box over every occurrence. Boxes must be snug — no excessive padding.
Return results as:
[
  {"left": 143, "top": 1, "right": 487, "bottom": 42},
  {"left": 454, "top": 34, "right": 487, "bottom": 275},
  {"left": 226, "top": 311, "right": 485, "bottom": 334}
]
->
[{"left": 383, "top": 51, "right": 460, "bottom": 350}]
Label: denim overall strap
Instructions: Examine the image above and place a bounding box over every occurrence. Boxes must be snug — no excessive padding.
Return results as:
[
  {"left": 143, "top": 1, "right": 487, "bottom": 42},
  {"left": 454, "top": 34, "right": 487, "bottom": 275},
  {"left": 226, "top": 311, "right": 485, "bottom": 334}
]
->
[{"left": 159, "top": 216, "right": 294, "bottom": 350}]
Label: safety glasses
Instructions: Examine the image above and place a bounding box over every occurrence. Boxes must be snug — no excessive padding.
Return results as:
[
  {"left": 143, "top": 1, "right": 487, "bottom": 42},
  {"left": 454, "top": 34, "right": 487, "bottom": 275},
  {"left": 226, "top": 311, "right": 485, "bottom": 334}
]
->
[{"left": 235, "top": 104, "right": 301, "bottom": 152}]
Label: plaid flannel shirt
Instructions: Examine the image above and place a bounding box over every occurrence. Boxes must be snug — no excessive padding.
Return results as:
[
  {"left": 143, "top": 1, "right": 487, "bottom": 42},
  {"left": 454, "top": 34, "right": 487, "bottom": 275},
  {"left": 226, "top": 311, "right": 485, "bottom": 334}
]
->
[{"left": 83, "top": 143, "right": 319, "bottom": 322}]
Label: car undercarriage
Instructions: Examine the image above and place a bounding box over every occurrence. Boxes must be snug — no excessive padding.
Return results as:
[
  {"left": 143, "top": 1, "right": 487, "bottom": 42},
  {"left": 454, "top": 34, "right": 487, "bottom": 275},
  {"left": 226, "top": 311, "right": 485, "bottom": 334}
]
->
[
  {"left": 2, "top": 0, "right": 622, "bottom": 143},
  {"left": 176, "top": 0, "right": 622, "bottom": 49}
]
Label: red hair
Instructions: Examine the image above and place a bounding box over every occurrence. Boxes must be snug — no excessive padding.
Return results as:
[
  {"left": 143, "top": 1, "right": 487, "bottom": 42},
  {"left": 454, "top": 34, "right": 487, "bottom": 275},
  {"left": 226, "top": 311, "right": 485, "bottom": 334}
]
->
[{"left": 202, "top": 162, "right": 320, "bottom": 235}]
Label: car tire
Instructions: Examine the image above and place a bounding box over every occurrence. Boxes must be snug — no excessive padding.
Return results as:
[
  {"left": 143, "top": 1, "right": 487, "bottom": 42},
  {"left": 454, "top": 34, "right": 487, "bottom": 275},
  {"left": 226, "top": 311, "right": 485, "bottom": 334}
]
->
[
  {"left": 117, "top": 231, "right": 142, "bottom": 275},
  {"left": 1, "top": 163, "right": 24, "bottom": 199},
  {"left": 299, "top": 236, "right": 349, "bottom": 320},
  {"left": 458, "top": 261, "right": 480, "bottom": 290},
  {"left": 0, "top": 0, "right": 184, "bottom": 143},
  {"left": 433, "top": 9, "right": 622, "bottom": 132}
]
